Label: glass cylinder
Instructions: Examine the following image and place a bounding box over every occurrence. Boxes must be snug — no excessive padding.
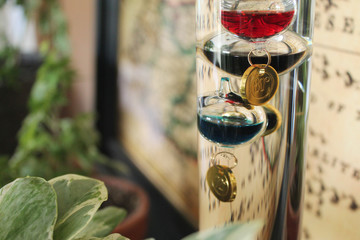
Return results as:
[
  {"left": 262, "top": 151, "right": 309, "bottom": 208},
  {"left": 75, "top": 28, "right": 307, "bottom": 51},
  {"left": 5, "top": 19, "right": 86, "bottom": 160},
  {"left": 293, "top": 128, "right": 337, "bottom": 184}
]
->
[{"left": 196, "top": 0, "right": 315, "bottom": 239}]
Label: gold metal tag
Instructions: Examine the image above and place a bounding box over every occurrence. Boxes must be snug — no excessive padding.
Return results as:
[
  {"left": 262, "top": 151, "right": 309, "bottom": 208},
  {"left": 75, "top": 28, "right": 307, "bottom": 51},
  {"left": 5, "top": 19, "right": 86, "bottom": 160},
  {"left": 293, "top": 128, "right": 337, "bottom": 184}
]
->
[
  {"left": 263, "top": 104, "right": 282, "bottom": 136},
  {"left": 240, "top": 64, "right": 279, "bottom": 106},
  {"left": 206, "top": 165, "right": 237, "bottom": 202}
]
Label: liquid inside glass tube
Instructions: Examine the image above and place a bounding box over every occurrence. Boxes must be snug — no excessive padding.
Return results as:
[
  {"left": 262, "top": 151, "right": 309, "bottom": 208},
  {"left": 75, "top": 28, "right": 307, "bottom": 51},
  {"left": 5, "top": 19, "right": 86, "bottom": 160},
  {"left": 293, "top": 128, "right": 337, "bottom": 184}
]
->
[{"left": 221, "top": 10, "right": 295, "bottom": 39}]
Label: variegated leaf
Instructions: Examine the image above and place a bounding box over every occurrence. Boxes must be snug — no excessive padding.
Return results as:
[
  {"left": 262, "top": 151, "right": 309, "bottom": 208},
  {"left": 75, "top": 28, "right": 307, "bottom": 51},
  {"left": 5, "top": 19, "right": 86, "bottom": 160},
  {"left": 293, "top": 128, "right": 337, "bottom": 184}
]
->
[
  {"left": 182, "top": 220, "right": 264, "bottom": 240},
  {"left": 74, "top": 233, "right": 129, "bottom": 240},
  {"left": 49, "top": 174, "right": 108, "bottom": 240},
  {"left": 75, "top": 206, "right": 126, "bottom": 238},
  {"left": 0, "top": 177, "right": 57, "bottom": 240}
]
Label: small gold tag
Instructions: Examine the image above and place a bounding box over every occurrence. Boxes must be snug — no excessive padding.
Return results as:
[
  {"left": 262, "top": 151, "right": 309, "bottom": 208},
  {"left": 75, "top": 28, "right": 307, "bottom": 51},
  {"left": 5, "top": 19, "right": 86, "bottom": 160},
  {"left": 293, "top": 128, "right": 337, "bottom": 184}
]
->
[
  {"left": 240, "top": 64, "right": 279, "bottom": 106},
  {"left": 263, "top": 104, "right": 282, "bottom": 136},
  {"left": 206, "top": 165, "right": 237, "bottom": 202}
]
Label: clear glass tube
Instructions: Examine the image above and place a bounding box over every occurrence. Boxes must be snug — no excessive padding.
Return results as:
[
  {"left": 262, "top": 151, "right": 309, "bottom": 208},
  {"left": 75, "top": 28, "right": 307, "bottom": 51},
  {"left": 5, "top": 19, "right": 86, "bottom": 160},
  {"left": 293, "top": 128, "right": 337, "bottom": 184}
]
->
[{"left": 196, "top": 0, "right": 315, "bottom": 239}]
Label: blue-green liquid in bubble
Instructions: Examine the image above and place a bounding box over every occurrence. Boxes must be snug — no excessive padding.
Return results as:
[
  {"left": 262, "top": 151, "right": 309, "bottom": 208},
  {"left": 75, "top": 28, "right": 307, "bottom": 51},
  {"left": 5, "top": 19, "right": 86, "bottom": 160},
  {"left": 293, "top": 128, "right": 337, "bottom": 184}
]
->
[{"left": 197, "top": 113, "right": 264, "bottom": 145}]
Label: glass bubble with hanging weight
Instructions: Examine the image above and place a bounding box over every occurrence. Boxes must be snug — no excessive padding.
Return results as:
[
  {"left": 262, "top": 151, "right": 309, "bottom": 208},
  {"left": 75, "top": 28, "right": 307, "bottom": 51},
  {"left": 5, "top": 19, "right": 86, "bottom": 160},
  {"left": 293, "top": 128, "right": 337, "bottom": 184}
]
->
[
  {"left": 198, "top": 77, "right": 267, "bottom": 146},
  {"left": 221, "top": 0, "right": 297, "bottom": 40}
]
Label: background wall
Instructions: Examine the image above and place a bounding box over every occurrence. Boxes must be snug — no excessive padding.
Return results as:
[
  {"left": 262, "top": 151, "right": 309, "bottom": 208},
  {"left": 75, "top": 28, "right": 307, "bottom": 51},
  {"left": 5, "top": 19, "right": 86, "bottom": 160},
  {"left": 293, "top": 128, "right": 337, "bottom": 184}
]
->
[{"left": 60, "top": 0, "right": 95, "bottom": 115}]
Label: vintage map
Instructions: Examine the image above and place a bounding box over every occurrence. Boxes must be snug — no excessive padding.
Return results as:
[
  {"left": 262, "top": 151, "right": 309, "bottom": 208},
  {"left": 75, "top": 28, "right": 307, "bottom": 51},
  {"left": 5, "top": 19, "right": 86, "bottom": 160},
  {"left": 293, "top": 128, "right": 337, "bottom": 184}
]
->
[
  {"left": 303, "top": 0, "right": 360, "bottom": 239},
  {"left": 117, "top": 0, "right": 360, "bottom": 237}
]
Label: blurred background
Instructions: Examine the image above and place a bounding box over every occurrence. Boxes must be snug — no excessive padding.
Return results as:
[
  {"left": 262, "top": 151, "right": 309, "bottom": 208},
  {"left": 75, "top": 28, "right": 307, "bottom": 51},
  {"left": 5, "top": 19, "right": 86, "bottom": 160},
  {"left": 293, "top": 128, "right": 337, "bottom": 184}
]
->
[{"left": 0, "top": 0, "right": 359, "bottom": 239}]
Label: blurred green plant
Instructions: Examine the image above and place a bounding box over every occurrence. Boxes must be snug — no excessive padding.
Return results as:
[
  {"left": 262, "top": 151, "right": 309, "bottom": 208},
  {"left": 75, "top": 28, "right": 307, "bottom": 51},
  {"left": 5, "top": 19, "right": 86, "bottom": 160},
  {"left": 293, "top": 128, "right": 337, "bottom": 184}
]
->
[
  {"left": 181, "top": 221, "right": 264, "bottom": 240},
  {"left": 0, "top": 174, "right": 128, "bottom": 240},
  {"left": 8, "top": 49, "right": 105, "bottom": 180},
  {"left": 0, "top": 43, "right": 18, "bottom": 87},
  {"left": 0, "top": 0, "right": 120, "bottom": 186},
  {"left": 0, "top": 0, "right": 67, "bottom": 87}
]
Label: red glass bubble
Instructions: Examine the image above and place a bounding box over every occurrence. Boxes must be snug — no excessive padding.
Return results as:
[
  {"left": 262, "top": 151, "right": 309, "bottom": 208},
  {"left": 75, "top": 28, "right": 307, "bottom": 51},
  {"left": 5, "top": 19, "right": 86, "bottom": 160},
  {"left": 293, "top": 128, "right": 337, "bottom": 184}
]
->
[{"left": 221, "top": 10, "right": 295, "bottom": 39}]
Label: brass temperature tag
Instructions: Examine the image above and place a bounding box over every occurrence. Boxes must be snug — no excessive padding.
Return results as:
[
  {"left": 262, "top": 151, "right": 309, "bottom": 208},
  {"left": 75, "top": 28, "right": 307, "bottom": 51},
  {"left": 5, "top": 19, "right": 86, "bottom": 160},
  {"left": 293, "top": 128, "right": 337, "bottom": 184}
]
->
[
  {"left": 263, "top": 104, "right": 282, "bottom": 136},
  {"left": 206, "top": 165, "right": 237, "bottom": 202},
  {"left": 240, "top": 64, "right": 279, "bottom": 106}
]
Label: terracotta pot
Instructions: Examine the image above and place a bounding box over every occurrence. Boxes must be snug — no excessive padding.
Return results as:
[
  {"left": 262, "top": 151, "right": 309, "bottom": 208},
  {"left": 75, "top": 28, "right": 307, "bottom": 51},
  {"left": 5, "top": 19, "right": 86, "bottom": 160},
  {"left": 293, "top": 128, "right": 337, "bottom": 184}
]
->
[{"left": 96, "top": 175, "right": 150, "bottom": 240}]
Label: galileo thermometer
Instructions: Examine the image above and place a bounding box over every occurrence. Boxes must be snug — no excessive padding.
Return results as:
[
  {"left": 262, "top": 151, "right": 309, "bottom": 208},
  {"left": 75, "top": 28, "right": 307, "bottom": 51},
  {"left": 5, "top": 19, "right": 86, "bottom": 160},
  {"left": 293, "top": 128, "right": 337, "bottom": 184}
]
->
[{"left": 196, "top": 0, "right": 315, "bottom": 239}]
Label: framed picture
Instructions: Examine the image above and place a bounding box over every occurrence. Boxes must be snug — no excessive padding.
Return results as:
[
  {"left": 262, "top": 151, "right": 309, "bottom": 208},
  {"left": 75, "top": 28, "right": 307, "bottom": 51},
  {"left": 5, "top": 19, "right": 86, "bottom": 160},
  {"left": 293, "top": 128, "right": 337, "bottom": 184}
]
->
[{"left": 117, "top": 0, "right": 198, "bottom": 224}]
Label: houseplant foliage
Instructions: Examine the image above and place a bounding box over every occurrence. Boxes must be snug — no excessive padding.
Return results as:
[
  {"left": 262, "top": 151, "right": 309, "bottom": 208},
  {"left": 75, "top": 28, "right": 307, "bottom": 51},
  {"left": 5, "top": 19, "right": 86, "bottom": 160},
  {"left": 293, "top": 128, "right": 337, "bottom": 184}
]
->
[
  {"left": 0, "top": 43, "right": 18, "bottom": 87},
  {"left": 0, "top": 174, "right": 128, "bottom": 240},
  {"left": 0, "top": 0, "right": 113, "bottom": 186},
  {"left": 181, "top": 221, "right": 264, "bottom": 240}
]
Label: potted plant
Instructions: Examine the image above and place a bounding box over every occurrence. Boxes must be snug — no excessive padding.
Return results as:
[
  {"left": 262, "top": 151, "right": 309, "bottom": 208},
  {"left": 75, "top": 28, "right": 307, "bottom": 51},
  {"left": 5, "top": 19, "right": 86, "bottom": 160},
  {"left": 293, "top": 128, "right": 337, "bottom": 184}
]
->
[
  {"left": 0, "top": 0, "right": 99, "bottom": 180},
  {"left": 0, "top": 0, "right": 124, "bottom": 183},
  {"left": 0, "top": 2, "right": 151, "bottom": 239},
  {"left": 0, "top": 174, "right": 128, "bottom": 240},
  {"left": 0, "top": 173, "right": 263, "bottom": 240}
]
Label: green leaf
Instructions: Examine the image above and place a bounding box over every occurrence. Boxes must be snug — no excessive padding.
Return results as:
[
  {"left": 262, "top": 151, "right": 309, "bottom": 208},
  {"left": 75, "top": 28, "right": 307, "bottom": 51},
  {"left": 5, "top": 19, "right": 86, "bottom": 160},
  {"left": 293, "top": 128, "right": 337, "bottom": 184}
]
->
[
  {"left": 16, "top": 111, "right": 45, "bottom": 148},
  {"left": 0, "top": 156, "right": 12, "bottom": 187},
  {"left": 0, "top": 44, "right": 19, "bottom": 87},
  {"left": 29, "top": 55, "right": 73, "bottom": 113},
  {"left": 182, "top": 220, "right": 264, "bottom": 240},
  {"left": 75, "top": 206, "right": 127, "bottom": 238},
  {"left": 74, "top": 233, "right": 130, "bottom": 240},
  {"left": 49, "top": 174, "right": 108, "bottom": 240},
  {"left": 0, "top": 177, "right": 57, "bottom": 240}
]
